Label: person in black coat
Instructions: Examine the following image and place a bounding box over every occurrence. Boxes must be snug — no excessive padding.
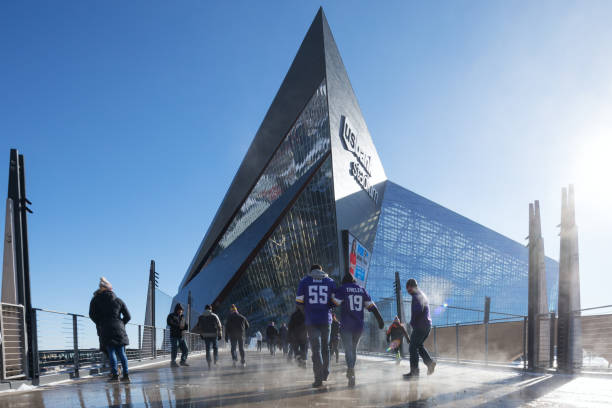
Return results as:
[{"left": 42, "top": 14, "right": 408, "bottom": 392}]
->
[
  {"left": 265, "top": 322, "right": 279, "bottom": 355},
  {"left": 225, "top": 304, "right": 249, "bottom": 367},
  {"left": 329, "top": 313, "right": 341, "bottom": 364},
  {"left": 279, "top": 323, "right": 289, "bottom": 356},
  {"left": 288, "top": 309, "right": 308, "bottom": 367},
  {"left": 89, "top": 277, "right": 131, "bottom": 382},
  {"left": 167, "top": 303, "right": 189, "bottom": 367}
]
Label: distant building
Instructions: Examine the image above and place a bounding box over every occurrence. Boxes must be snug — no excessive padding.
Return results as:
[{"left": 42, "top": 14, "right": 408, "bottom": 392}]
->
[{"left": 173, "top": 9, "right": 558, "bottom": 331}]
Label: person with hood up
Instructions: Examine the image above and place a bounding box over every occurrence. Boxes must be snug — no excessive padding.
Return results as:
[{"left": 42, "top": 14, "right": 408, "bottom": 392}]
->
[
  {"left": 265, "top": 322, "right": 279, "bottom": 355},
  {"left": 167, "top": 303, "right": 189, "bottom": 367},
  {"left": 332, "top": 273, "right": 385, "bottom": 387},
  {"left": 193, "top": 304, "right": 222, "bottom": 369},
  {"left": 225, "top": 304, "right": 249, "bottom": 367},
  {"left": 287, "top": 308, "right": 307, "bottom": 367},
  {"left": 255, "top": 330, "right": 263, "bottom": 352},
  {"left": 296, "top": 264, "right": 337, "bottom": 388},
  {"left": 386, "top": 316, "right": 410, "bottom": 364},
  {"left": 404, "top": 278, "right": 436, "bottom": 380},
  {"left": 89, "top": 277, "right": 131, "bottom": 382},
  {"left": 279, "top": 323, "right": 289, "bottom": 356},
  {"left": 329, "top": 313, "right": 341, "bottom": 364}
]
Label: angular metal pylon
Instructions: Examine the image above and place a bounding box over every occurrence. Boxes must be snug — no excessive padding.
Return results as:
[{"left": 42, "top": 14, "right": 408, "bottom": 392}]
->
[
  {"left": 527, "top": 200, "right": 548, "bottom": 369},
  {"left": 557, "top": 185, "right": 582, "bottom": 372}
]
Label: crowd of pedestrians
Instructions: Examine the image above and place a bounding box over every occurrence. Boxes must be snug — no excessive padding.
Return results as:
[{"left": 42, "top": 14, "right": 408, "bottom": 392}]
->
[{"left": 88, "top": 266, "right": 436, "bottom": 388}]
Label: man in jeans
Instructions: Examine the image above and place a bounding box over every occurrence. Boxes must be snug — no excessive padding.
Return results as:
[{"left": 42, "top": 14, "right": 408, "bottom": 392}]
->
[
  {"left": 332, "top": 273, "right": 384, "bottom": 387},
  {"left": 225, "top": 304, "right": 249, "bottom": 367},
  {"left": 193, "top": 305, "right": 222, "bottom": 369},
  {"left": 296, "top": 264, "right": 337, "bottom": 388},
  {"left": 167, "top": 303, "right": 189, "bottom": 367},
  {"left": 404, "top": 278, "right": 436, "bottom": 380}
]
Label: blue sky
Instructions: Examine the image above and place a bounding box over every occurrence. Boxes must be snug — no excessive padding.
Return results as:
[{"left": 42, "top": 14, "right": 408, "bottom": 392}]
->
[{"left": 1, "top": 1, "right": 611, "bottom": 324}]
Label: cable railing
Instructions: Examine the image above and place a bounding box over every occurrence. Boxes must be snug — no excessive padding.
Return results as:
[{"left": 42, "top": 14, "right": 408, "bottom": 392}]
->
[{"left": 29, "top": 307, "right": 209, "bottom": 384}]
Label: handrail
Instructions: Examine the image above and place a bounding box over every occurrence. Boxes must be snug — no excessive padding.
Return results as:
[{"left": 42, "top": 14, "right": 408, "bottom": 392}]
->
[{"left": 573, "top": 305, "right": 612, "bottom": 313}]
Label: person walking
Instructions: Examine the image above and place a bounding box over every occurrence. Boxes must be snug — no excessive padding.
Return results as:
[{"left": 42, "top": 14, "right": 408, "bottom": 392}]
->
[
  {"left": 279, "top": 323, "right": 289, "bottom": 356},
  {"left": 386, "top": 316, "right": 410, "bottom": 364},
  {"left": 193, "top": 305, "right": 222, "bottom": 369},
  {"left": 89, "top": 277, "right": 131, "bottom": 382},
  {"left": 167, "top": 304, "right": 189, "bottom": 367},
  {"left": 225, "top": 304, "right": 249, "bottom": 367},
  {"left": 332, "top": 273, "right": 384, "bottom": 387},
  {"left": 296, "top": 264, "right": 337, "bottom": 388},
  {"left": 329, "top": 313, "right": 341, "bottom": 364},
  {"left": 255, "top": 330, "right": 263, "bottom": 352},
  {"left": 404, "top": 278, "right": 436, "bottom": 380},
  {"left": 266, "top": 322, "right": 279, "bottom": 355},
  {"left": 287, "top": 309, "right": 308, "bottom": 367}
]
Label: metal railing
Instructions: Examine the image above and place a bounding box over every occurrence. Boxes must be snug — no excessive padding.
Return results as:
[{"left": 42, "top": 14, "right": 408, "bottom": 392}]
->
[
  {"left": 571, "top": 305, "right": 612, "bottom": 372},
  {"left": 0, "top": 303, "right": 28, "bottom": 379},
  {"left": 29, "top": 308, "right": 211, "bottom": 383}
]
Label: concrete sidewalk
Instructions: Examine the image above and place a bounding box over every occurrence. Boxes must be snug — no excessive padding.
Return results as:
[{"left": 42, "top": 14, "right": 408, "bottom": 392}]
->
[{"left": 0, "top": 351, "right": 610, "bottom": 407}]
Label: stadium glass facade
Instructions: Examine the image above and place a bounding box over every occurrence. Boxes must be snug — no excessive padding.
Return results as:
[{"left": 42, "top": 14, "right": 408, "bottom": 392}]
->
[
  {"left": 173, "top": 9, "right": 559, "bottom": 334},
  {"left": 368, "top": 182, "right": 558, "bottom": 326}
]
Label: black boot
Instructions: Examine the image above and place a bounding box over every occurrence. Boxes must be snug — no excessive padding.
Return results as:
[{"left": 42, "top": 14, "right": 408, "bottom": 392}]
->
[
  {"left": 347, "top": 368, "right": 355, "bottom": 388},
  {"left": 427, "top": 361, "right": 436, "bottom": 376},
  {"left": 403, "top": 370, "right": 420, "bottom": 380}
]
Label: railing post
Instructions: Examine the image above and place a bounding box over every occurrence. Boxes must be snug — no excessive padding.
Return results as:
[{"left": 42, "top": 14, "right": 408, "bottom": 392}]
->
[
  {"left": 433, "top": 326, "right": 437, "bottom": 357},
  {"left": 523, "top": 316, "right": 528, "bottom": 371},
  {"left": 72, "top": 314, "right": 80, "bottom": 378},
  {"left": 549, "top": 312, "right": 555, "bottom": 368},
  {"left": 153, "top": 327, "right": 157, "bottom": 359},
  {"left": 138, "top": 325, "right": 142, "bottom": 361},
  {"left": 485, "top": 321, "right": 489, "bottom": 366},
  {"left": 30, "top": 308, "right": 40, "bottom": 385},
  {"left": 456, "top": 323, "right": 459, "bottom": 364}
]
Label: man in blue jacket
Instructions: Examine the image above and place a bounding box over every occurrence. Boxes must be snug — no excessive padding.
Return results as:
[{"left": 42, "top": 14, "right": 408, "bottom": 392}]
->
[{"left": 404, "top": 278, "right": 436, "bottom": 380}]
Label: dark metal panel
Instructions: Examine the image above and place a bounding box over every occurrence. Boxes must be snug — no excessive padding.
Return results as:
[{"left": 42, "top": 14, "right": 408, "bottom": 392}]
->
[
  {"left": 180, "top": 10, "right": 328, "bottom": 289},
  {"left": 321, "top": 11, "right": 387, "bottom": 278}
]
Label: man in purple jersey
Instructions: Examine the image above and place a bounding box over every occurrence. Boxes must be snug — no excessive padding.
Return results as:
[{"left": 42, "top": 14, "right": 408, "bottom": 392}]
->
[
  {"left": 296, "top": 264, "right": 337, "bottom": 388},
  {"left": 332, "top": 273, "right": 384, "bottom": 387}
]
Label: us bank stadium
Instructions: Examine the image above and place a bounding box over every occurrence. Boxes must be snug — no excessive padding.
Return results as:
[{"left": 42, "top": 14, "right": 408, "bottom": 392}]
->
[{"left": 172, "top": 9, "right": 559, "bottom": 331}]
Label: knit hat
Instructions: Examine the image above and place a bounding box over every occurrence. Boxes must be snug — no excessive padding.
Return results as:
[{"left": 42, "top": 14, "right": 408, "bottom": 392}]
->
[
  {"left": 99, "top": 277, "right": 112, "bottom": 290},
  {"left": 393, "top": 316, "right": 400, "bottom": 324},
  {"left": 230, "top": 304, "right": 238, "bottom": 312}
]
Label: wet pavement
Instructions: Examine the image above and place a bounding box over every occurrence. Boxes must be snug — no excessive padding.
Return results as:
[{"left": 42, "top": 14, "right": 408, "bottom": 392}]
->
[{"left": 0, "top": 351, "right": 610, "bottom": 407}]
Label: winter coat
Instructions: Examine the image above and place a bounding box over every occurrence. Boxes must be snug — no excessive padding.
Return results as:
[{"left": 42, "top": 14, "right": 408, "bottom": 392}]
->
[
  {"left": 266, "top": 325, "right": 278, "bottom": 342},
  {"left": 167, "top": 304, "right": 188, "bottom": 339},
  {"left": 288, "top": 310, "right": 307, "bottom": 344},
  {"left": 386, "top": 322, "right": 410, "bottom": 343},
  {"left": 89, "top": 290, "right": 131, "bottom": 348},
  {"left": 193, "top": 310, "right": 222, "bottom": 339},
  {"left": 330, "top": 319, "right": 341, "bottom": 342},
  {"left": 225, "top": 311, "right": 249, "bottom": 340},
  {"left": 279, "top": 325, "right": 288, "bottom": 342}
]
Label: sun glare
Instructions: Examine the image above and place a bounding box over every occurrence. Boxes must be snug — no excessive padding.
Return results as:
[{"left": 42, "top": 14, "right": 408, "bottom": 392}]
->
[{"left": 574, "top": 136, "right": 612, "bottom": 210}]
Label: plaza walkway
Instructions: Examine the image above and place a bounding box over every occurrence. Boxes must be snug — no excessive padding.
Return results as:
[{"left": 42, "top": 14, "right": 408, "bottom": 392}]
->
[{"left": 0, "top": 351, "right": 610, "bottom": 407}]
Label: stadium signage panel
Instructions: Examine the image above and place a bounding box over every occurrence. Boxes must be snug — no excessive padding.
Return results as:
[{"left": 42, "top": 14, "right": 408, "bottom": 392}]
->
[{"left": 341, "top": 116, "right": 379, "bottom": 203}]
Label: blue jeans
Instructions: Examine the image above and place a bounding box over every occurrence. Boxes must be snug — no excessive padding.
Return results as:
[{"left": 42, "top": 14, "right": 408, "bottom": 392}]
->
[
  {"left": 204, "top": 337, "right": 218, "bottom": 363},
  {"left": 409, "top": 326, "right": 434, "bottom": 372},
  {"left": 230, "top": 337, "right": 245, "bottom": 363},
  {"left": 106, "top": 345, "right": 128, "bottom": 376},
  {"left": 341, "top": 330, "right": 362, "bottom": 369},
  {"left": 170, "top": 337, "right": 188, "bottom": 363},
  {"left": 307, "top": 324, "right": 330, "bottom": 381}
]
